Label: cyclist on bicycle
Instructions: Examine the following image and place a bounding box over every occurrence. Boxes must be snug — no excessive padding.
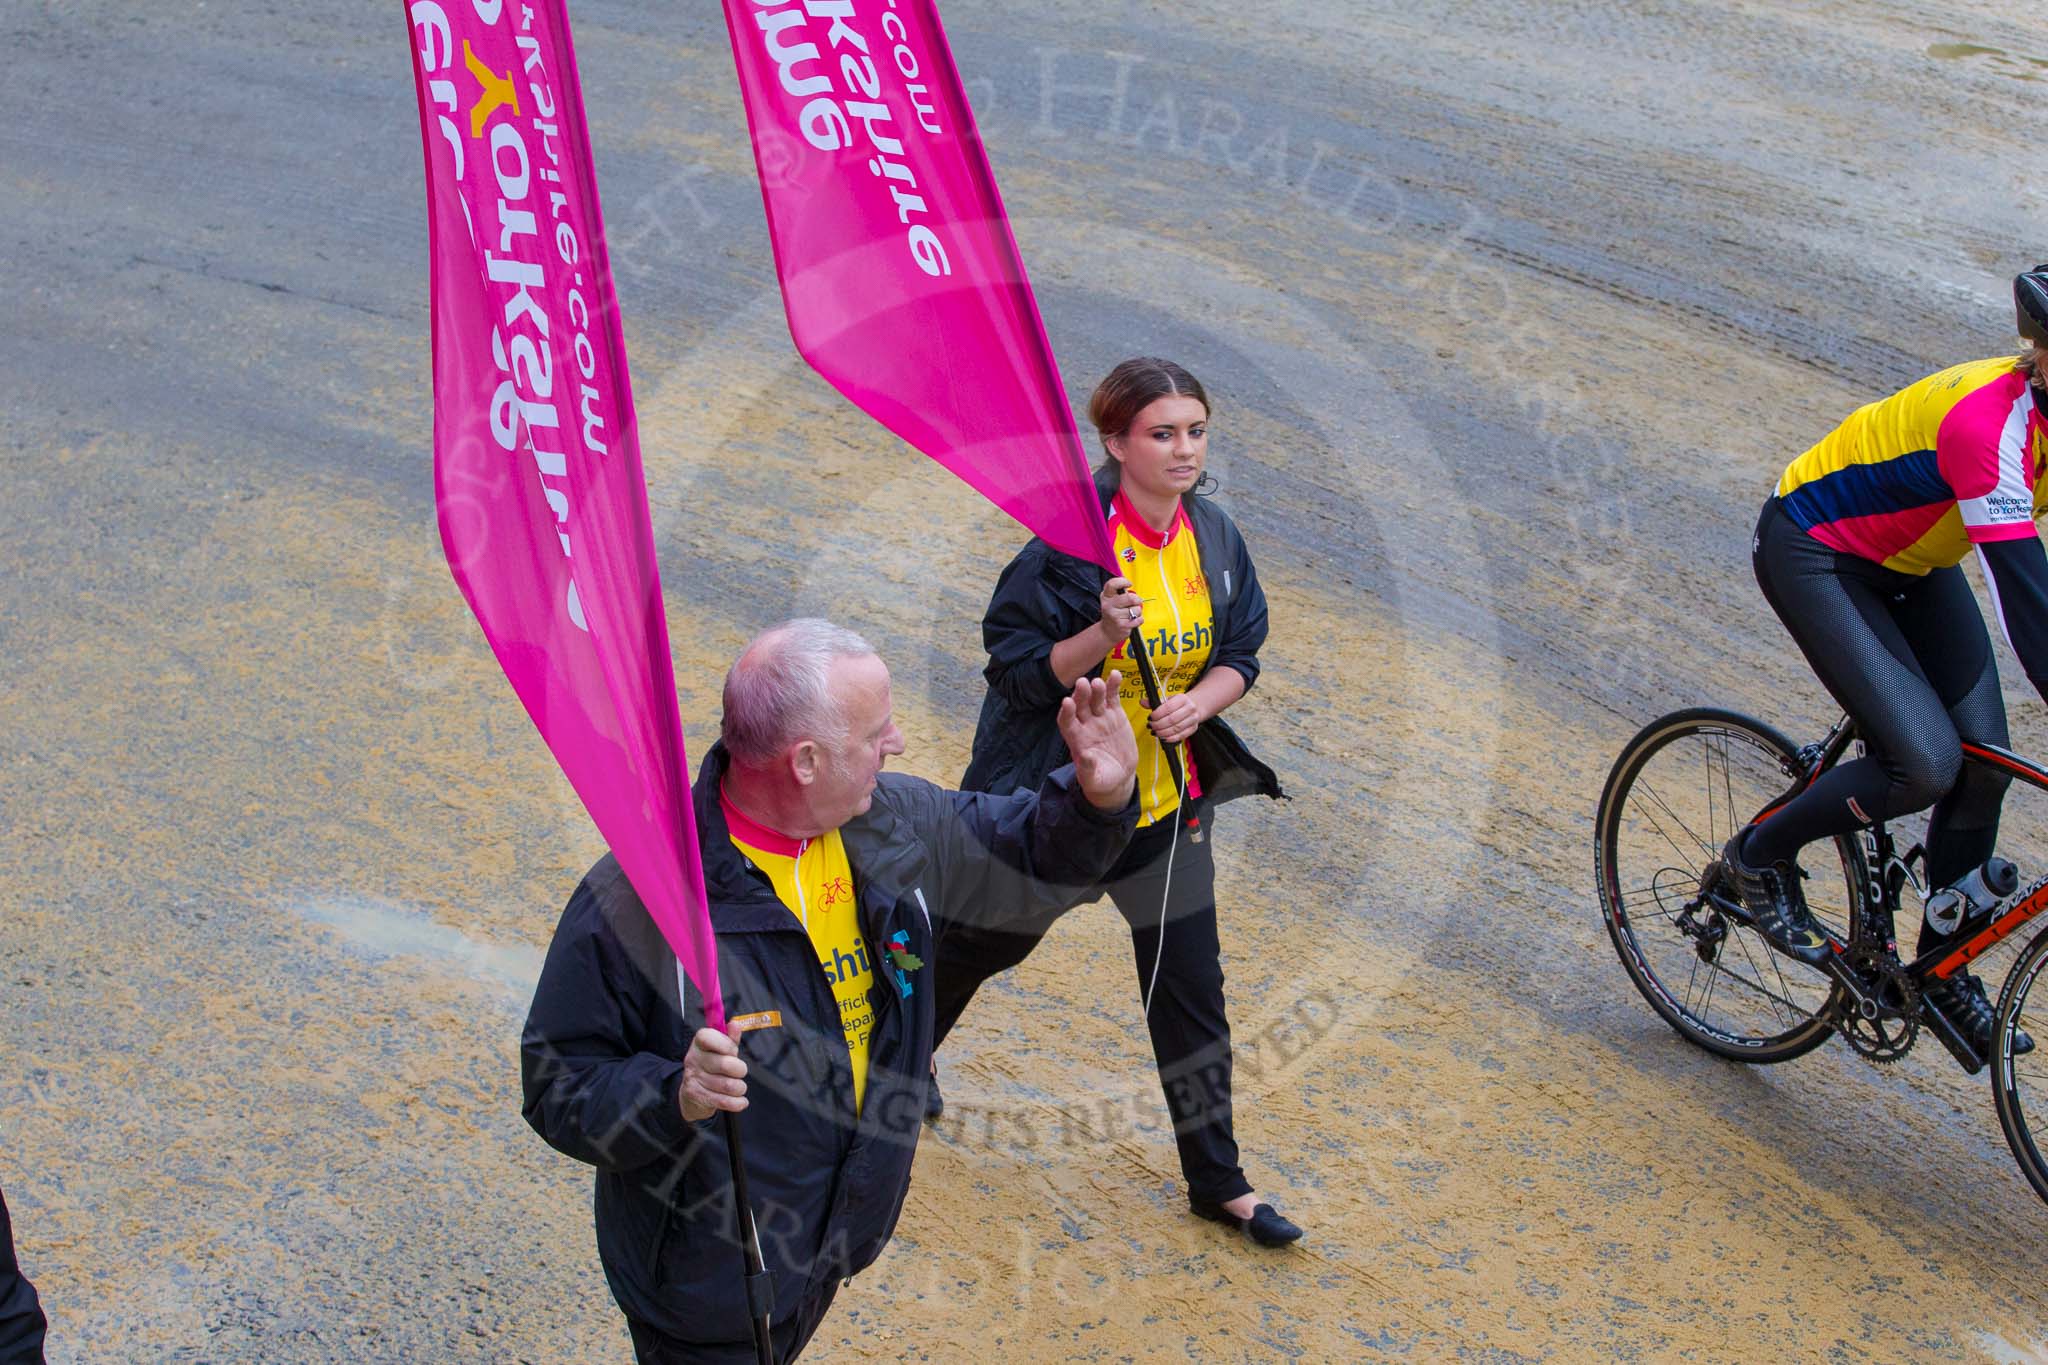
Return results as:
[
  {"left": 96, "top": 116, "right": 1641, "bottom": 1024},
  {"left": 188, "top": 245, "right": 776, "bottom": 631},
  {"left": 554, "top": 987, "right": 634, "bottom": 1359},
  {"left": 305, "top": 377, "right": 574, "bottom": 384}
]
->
[{"left": 1730, "top": 267, "right": 2048, "bottom": 1056}]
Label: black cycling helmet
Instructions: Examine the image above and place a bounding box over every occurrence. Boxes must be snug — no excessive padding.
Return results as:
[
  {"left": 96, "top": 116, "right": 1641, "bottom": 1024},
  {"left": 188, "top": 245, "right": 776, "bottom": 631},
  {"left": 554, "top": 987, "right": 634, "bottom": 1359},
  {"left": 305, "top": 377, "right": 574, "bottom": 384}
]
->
[{"left": 2019, "top": 265, "right": 2048, "bottom": 345}]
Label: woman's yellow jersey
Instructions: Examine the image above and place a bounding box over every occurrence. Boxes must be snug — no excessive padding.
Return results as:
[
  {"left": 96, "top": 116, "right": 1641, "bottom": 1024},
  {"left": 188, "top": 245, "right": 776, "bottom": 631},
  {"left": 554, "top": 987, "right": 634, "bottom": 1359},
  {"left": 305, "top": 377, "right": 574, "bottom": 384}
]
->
[{"left": 1102, "top": 491, "right": 1214, "bottom": 826}]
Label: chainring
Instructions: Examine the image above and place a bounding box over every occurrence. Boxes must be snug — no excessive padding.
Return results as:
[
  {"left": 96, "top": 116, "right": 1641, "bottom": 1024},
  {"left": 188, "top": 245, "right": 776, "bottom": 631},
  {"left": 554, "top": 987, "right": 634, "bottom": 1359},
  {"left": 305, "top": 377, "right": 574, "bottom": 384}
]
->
[{"left": 1837, "top": 944, "right": 1921, "bottom": 1063}]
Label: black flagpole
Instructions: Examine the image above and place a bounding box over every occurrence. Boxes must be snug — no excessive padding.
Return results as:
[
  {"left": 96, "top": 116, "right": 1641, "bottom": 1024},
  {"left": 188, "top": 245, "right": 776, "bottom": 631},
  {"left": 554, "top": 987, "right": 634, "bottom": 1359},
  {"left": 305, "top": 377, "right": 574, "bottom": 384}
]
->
[
  {"left": 721, "top": 1110, "right": 776, "bottom": 1365},
  {"left": 1127, "top": 626, "right": 1189, "bottom": 798}
]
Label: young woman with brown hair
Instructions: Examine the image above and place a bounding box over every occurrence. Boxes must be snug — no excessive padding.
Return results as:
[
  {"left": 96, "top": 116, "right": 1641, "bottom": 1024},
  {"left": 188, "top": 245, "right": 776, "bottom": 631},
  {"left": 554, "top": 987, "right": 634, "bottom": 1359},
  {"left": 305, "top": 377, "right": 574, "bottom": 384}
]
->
[{"left": 932, "top": 357, "right": 1299, "bottom": 1246}]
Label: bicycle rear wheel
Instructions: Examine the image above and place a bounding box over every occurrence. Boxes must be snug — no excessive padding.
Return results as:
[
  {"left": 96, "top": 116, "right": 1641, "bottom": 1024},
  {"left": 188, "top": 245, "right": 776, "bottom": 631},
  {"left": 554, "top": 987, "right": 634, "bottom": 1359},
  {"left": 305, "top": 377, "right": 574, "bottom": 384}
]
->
[
  {"left": 1993, "top": 926, "right": 2048, "bottom": 1208},
  {"left": 1596, "top": 708, "right": 1864, "bottom": 1062}
]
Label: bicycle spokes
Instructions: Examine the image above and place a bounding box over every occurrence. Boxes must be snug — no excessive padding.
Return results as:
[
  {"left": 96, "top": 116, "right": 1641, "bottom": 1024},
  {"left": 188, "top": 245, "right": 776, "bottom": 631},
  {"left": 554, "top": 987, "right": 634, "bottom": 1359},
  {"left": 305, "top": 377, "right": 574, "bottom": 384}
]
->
[{"left": 1598, "top": 710, "right": 1861, "bottom": 1062}]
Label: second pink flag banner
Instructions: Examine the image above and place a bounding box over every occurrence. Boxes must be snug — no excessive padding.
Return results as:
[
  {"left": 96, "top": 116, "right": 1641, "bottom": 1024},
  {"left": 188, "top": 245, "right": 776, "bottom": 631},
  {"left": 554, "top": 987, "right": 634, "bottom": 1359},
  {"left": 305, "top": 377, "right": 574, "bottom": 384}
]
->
[{"left": 721, "top": 0, "right": 1118, "bottom": 571}]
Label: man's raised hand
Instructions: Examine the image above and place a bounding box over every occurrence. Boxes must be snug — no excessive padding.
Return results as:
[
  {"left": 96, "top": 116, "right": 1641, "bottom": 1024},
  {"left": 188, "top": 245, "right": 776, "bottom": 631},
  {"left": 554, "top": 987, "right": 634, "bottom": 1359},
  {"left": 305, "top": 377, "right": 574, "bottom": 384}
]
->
[{"left": 1059, "top": 672, "right": 1139, "bottom": 811}]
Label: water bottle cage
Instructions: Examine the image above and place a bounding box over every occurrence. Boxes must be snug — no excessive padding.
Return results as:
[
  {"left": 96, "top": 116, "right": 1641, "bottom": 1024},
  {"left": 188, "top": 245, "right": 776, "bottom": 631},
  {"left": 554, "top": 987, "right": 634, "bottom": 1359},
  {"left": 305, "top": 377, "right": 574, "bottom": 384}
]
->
[
  {"left": 1923, "top": 888, "right": 1967, "bottom": 937},
  {"left": 1925, "top": 858, "right": 2022, "bottom": 940}
]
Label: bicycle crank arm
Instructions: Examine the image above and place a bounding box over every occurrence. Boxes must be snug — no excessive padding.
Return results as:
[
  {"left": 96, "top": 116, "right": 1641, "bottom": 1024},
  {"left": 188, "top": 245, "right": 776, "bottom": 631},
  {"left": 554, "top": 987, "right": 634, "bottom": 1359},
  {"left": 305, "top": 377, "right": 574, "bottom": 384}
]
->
[{"left": 1915, "top": 990, "right": 1986, "bottom": 1075}]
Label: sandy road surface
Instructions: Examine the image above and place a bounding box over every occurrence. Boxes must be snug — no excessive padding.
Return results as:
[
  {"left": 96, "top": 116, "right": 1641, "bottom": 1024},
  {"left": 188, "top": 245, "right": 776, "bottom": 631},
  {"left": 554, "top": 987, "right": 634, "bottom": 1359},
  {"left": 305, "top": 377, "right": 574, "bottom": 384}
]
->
[{"left": 6, "top": 1, "right": 2048, "bottom": 1359}]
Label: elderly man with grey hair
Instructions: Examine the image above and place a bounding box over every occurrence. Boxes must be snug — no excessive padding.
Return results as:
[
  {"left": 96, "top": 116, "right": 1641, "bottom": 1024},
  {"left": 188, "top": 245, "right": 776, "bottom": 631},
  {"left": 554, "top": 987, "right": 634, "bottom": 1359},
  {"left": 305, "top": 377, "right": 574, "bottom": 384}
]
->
[{"left": 522, "top": 619, "right": 1139, "bottom": 1364}]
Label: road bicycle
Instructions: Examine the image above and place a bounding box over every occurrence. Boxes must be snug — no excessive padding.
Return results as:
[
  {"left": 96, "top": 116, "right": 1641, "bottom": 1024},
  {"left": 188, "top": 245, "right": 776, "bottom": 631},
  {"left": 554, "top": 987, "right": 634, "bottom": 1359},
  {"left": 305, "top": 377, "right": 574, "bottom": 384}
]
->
[{"left": 1595, "top": 707, "right": 2048, "bottom": 1206}]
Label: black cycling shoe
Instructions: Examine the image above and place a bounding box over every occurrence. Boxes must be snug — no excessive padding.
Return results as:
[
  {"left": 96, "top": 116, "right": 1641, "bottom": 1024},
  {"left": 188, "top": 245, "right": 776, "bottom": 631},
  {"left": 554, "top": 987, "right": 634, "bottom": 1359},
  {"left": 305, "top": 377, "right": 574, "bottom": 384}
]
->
[
  {"left": 1722, "top": 834, "right": 1831, "bottom": 966},
  {"left": 1926, "top": 970, "right": 2036, "bottom": 1058},
  {"left": 1191, "top": 1198, "right": 1303, "bottom": 1248}
]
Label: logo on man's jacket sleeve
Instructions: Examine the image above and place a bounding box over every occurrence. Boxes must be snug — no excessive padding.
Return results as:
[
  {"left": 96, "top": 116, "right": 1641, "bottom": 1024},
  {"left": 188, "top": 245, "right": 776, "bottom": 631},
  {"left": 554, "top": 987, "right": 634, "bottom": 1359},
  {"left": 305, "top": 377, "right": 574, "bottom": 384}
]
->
[{"left": 883, "top": 930, "right": 922, "bottom": 998}]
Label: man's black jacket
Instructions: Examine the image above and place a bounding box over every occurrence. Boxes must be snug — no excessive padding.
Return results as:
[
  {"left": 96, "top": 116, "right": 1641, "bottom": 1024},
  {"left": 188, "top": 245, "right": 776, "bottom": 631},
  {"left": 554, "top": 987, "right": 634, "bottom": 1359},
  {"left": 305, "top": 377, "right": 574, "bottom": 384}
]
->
[
  {"left": 0, "top": 1187, "right": 45, "bottom": 1365},
  {"left": 520, "top": 742, "right": 1136, "bottom": 1345},
  {"left": 962, "top": 481, "right": 1284, "bottom": 807}
]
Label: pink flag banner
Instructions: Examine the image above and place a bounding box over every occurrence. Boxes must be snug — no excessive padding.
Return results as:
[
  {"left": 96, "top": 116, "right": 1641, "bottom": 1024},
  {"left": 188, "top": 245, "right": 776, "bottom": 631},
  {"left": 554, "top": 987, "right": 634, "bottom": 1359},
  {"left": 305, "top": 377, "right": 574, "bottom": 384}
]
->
[
  {"left": 721, "top": 0, "right": 1117, "bottom": 571},
  {"left": 404, "top": 0, "right": 725, "bottom": 1029}
]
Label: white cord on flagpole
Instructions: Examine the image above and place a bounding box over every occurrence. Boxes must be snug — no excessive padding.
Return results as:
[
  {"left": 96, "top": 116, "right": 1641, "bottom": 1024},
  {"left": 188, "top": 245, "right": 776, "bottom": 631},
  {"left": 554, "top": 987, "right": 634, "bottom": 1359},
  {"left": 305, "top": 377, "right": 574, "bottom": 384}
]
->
[
  {"left": 1141, "top": 738, "right": 1191, "bottom": 1019},
  {"left": 1140, "top": 534, "right": 1197, "bottom": 1019}
]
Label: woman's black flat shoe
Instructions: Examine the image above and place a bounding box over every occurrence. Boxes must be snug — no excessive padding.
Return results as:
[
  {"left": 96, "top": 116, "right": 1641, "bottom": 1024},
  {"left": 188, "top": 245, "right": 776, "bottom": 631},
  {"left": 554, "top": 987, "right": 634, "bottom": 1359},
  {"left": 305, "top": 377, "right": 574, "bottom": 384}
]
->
[{"left": 1190, "top": 1199, "right": 1302, "bottom": 1247}]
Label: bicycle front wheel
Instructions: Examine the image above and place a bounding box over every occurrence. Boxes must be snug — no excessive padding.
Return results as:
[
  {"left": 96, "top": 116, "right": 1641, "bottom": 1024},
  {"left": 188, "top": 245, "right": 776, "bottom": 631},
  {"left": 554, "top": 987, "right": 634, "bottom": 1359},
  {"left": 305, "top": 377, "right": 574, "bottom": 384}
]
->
[
  {"left": 1596, "top": 708, "right": 1864, "bottom": 1062},
  {"left": 1993, "top": 925, "right": 2048, "bottom": 1208}
]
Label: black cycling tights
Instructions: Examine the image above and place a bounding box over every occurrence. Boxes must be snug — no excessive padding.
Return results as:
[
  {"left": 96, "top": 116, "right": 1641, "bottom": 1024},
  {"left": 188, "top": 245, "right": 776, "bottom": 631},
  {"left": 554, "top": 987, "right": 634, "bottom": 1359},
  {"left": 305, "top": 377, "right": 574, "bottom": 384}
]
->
[{"left": 1749, "top": 498, "right": 2012, "bottom": 948}]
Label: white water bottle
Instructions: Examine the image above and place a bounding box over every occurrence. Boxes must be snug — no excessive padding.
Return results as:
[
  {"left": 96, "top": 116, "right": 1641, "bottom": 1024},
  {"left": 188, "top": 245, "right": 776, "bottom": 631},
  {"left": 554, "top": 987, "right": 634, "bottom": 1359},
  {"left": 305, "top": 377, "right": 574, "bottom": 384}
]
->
[{"left": 1923, "top": 857, "right": 2018, "bottom": 937}]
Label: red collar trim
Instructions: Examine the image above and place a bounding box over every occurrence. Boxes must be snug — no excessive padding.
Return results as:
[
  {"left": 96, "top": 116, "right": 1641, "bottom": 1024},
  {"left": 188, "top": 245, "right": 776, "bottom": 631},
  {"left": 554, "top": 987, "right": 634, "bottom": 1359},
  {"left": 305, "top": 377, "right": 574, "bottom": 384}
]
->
[
  {"left": 719, "top": 784, "right": 805, "bottom": 858},
  {"left": 1111, "top": 489, "right": 1187, "bottom": 550}
]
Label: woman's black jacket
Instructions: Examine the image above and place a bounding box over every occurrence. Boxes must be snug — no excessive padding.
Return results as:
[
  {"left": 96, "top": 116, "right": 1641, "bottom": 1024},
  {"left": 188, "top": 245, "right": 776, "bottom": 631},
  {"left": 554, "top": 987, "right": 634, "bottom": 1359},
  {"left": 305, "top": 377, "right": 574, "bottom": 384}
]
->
[{"left": 961, "top": 487, "right": 1283, "bottom": 808}]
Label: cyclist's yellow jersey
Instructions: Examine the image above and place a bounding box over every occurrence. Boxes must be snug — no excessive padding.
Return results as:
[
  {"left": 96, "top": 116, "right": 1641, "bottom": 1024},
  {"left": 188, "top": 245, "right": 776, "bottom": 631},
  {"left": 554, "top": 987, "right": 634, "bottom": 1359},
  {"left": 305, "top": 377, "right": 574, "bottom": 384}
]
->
[
  {"left": 721, "top": 791, "right": 875, "bottom": 1114},
  {"left": 1776, "top": 358, "right": 2048, "bottom": 575},
  {"left": 1103, "top": 490, "right": 1213, "bottom": 826}
]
